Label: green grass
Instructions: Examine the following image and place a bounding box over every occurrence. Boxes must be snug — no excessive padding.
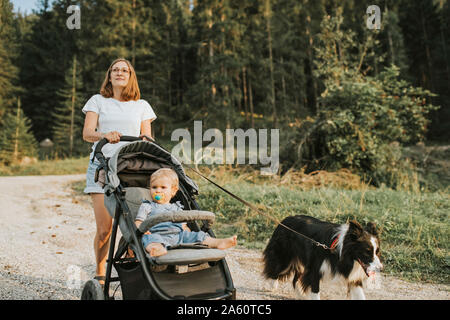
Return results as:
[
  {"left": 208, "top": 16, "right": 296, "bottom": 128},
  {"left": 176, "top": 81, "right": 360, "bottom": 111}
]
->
[
  {"left": 71, "top": 179, "right": 87, "bottom": 194},
  {"left": 68, "top": 166, "right": 449, "bottom": 284},
  {"left": 0, "top": 156, "right": 89, "bottom": 176},
  {"left": 7, "top": 153, "right": 447, "bottom": 284},
  {"left": 193, "top": 174, "right": 449, "bottom": 284}
]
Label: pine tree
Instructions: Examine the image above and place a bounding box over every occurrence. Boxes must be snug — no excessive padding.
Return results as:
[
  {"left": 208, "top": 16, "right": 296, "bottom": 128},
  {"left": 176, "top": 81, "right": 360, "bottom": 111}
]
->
[
  {"left": 19, "top": 0, "right": 76, "bottom": 141},
  {"left": 397, "top": 0, "right": 449, "bottom": 140},
  {"left": 0, "top": 0, "right": 19, "bottom": 119},
  {"left": 77, "top": 0, "right": 136, "bottom": 94},
  {"left": 52, "top": 55, "right": 87, "bottom": 158},
  {"left": 236, "top": 1, "right": 265, "bottom": 128},
  {"left": 382, "top": 3, "right": 408, "bottom": 74},
  {"left": 140, "top": 0, "right": 187, "bottom": 125},
  {"left": 263, "top": 0, "right": 277, "bottom": 127},
  {"left": 0, "top": 97, "right": 38, "bottom": 165},
  {"left": 188, "top": 0, "right": 247, "bottom": 130}
]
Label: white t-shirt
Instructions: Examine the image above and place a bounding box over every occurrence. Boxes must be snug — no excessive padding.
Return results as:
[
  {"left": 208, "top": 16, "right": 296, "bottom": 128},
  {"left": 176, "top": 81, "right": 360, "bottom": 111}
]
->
[{"left": 82, "top": 94, "right": 157, "bottom": 158}]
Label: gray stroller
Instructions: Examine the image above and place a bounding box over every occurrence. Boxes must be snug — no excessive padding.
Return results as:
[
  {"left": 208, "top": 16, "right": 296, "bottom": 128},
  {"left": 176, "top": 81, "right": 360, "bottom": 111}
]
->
[{"left": 81, "top": 136, "right": 236, "bottom": 300}]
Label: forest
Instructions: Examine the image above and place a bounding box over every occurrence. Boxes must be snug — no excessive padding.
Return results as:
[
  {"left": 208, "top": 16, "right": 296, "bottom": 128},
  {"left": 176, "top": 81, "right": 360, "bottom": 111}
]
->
[{"left": 0, "top": 0, "right": 448, "bottom": 188}]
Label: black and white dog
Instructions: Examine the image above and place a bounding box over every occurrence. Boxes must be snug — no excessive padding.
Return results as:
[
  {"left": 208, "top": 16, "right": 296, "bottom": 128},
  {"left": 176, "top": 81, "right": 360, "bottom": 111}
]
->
[{"left": 263, "top": 215, "right": 383, "bottom": 300}]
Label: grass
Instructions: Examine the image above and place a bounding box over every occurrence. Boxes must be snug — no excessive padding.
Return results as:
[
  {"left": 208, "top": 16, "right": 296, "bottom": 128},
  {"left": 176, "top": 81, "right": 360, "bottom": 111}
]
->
[
  {"left": 2, "top": 153, "right": 448, "bottom": 284},
  {"left": 192, "top": 167, "right": 449, "bottom": 284},
  {"left": 0, "top": 156, "right": 89, "bottom": 176},
  {"left": 72, "top": 179, "right": 87, "bottom": 194}
]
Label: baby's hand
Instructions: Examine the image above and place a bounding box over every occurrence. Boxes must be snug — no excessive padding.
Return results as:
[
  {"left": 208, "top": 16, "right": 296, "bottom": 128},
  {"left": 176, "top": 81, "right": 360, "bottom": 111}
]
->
[{"left": 145, "top": 231, "right": 151, "bottom": 235}]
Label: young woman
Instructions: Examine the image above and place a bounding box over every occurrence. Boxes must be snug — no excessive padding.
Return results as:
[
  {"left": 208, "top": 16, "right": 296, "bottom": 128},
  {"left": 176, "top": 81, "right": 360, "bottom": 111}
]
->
[{"left": 82, "top": 58, "right": 156, "bottom": 283}]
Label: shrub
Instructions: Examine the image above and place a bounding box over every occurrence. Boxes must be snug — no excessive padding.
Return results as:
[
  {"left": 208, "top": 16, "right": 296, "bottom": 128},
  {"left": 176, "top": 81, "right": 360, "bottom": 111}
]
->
[{"left": 280, "top": 12, "right": 439, "bottom": 188}]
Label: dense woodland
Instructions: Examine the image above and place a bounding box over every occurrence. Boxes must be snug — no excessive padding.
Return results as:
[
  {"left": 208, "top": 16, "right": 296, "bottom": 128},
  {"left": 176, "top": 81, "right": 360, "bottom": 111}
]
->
[{"left": 0, "top": 0, "right": 448, "bottom": 187}]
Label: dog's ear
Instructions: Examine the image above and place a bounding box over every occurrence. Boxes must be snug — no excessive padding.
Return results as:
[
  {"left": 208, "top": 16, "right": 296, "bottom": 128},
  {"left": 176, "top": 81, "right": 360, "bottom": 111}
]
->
[
  {"left": 348, "top": 220, "right": 363, "bottom": 240},
  {"left": 365, "top": 222, "right": 378, "bottom": 236}
]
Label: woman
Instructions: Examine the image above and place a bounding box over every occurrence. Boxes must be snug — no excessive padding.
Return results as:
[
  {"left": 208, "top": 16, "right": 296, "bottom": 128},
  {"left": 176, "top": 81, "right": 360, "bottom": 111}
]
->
[{"left": 82, "top": 58, "right": 156, "bottom": 283}]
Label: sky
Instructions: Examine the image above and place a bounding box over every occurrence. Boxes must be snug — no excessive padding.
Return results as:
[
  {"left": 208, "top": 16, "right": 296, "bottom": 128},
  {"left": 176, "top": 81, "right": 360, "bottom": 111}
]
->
[
  {"left": 10, "top": 0, "right": 193, "bottom": 15},
  {"left": 10, "top": 0, "right": 54, "bottom": 14}
]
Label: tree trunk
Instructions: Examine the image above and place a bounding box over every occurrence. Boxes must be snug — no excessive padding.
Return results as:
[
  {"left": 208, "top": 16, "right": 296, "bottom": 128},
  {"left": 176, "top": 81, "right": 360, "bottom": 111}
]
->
[
  {"left": 305, "top": 14, "right": 317, "bottom": 114},
  {"left": 384, "top": 4, "right": 396, "bottom": 66},
  {"left": 420, "top": 4, "right": 435, "bottom": 92},
  {"left": 167, "top": 30, "right": 172, "bottom": 107},
  {"left": 70, "top": 55, "right": 77, "bottom": 158},
  {"left": 281, "top": 57, "right": 286, "bottom": 115},
  {"left": 265, "top": 0, "right": 277, "bottom": 127},
  {"left": 132, "top": 0, "right": 136, "bottom": 66},
  {"left": 248, "top": 70, "right": 255, "bottom": 128},
  {"left": 13, "top": 97, "right": 21, "bottom": 163},
  {"left": 220, "top": 11, "right": 230, "bottom": 129},
  {"left": 207, "top": 7, "right": 215, "bottom": 101},
  {"left": 242, "top": 66, "right": 249, "bottom": 124},
  {"left": 439, "top": 13, "right": 450, "bottom": 91}
]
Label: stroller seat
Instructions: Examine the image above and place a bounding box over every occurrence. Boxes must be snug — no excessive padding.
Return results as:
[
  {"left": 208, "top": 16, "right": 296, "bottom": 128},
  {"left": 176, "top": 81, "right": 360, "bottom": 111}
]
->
[
  {"left": 152, "top": 248, "right": 225, "bottom": 265},
  {"left": 106, "top": 187, "right": 226, "bottom": 266}
]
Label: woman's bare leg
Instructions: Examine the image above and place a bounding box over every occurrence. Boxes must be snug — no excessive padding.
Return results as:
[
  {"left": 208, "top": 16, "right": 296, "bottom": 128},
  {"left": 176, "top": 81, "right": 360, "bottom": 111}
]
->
[
  {"left": 91, "top": 193, "right": 112, "bottom": 282},
  {"left": 202, "top": 235, "right": 237, "bottom": 249}
]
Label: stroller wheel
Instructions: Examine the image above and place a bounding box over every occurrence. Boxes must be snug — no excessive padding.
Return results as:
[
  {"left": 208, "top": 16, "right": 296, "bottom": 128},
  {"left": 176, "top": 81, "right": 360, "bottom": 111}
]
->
[{"left": 81, "top": 279, "right": 105, "bottom": 300}]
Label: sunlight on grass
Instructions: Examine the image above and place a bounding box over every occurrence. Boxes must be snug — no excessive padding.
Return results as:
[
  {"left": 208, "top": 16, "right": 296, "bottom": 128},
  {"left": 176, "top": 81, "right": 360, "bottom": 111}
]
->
[
  {"left": 66, "top": 162, "right": 449, "bottom": 284},
  {"left": 0, "top": 157, "right": 89, "bottom": 176},
  {"left": 192, "top": 166, "right": 449, "bottom": 284}
]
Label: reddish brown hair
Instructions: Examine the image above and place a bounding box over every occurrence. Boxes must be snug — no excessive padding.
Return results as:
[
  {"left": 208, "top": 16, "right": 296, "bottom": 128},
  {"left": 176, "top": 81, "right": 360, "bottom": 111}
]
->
[{"left": 100, "top": 58, "right": 140, "bottom": 101}]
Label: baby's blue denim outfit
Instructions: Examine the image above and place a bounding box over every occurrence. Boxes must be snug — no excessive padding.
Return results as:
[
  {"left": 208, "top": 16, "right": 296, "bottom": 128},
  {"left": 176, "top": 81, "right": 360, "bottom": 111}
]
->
[{"left": 136, "top": 200, "right": 208, "bottom": 249}]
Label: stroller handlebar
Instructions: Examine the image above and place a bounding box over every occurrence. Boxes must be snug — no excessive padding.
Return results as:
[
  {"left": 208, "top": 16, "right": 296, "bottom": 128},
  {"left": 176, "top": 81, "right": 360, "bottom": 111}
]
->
[{"left": 93, "top": 135, "right": 155, "bottom": 162}]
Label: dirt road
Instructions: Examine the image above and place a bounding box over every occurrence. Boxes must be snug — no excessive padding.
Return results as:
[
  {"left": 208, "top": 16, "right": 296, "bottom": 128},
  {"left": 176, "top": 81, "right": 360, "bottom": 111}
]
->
[{"left": 0, "top": 175, "right": 448, "bottom": 300}]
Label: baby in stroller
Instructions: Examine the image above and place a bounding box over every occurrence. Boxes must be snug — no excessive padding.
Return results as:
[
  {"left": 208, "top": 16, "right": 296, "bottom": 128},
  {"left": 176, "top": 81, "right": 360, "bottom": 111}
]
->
[{"left": 135, "top": 168, "right": 237, "bottom": 257}]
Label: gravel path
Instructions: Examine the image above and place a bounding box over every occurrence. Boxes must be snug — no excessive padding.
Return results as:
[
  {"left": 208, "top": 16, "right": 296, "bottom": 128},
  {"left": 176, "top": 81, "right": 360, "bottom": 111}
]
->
[{"left": 0, "top": 175, "right": 448, "bottom": 300}]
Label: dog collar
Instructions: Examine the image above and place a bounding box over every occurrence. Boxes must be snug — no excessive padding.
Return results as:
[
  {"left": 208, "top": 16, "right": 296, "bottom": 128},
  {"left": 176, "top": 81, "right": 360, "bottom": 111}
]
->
[{"left": 330, "top": 234, "right": 340, "bottom": 250}]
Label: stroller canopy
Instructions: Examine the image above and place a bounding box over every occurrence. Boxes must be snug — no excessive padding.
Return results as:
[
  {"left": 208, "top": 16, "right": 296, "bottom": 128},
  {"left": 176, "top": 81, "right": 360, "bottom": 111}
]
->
[{"left": 101, "top": 141, "right": 199, "bottom": 195}]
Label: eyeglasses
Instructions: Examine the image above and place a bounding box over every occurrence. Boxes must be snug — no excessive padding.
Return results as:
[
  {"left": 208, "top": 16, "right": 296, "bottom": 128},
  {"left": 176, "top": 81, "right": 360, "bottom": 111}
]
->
[{"left": 111, "top": 67, "right": 130, "bottom": 74}]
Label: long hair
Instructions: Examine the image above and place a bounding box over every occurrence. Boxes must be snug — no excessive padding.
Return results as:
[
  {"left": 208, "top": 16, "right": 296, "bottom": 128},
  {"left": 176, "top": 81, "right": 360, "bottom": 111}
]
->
[{"left": 100, "top": 58, "right": 140, "bottom": 101}]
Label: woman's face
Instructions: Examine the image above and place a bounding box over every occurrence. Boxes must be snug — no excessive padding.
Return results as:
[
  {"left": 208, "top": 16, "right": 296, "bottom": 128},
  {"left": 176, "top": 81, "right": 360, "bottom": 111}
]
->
[{"left": 109, "top": 61, "right": 130, "bottom": 89}]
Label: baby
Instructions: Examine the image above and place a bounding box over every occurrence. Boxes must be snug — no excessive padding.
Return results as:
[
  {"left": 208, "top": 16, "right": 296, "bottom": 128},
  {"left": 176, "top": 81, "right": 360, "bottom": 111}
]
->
[{"left": 135, "top": 168, "right": 237, "bottom": 257}]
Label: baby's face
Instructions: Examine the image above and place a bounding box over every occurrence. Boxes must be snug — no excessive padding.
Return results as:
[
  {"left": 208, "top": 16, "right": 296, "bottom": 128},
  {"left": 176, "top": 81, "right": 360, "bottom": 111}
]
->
[{"left": 150, "top": 176, "right": 177, "bottom": 204}]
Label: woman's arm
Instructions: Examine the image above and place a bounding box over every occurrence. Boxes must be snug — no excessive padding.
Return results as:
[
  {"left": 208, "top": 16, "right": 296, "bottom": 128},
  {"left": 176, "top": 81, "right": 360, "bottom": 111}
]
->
[
  {"left": 83, "top": 111, "right": 121, "bottom": 143},
  {"left": 140, "top": 119, "right": 153, "bottom": 140},
  {"left": 83, "top": 112, "right": 102, "bottom": 142}
]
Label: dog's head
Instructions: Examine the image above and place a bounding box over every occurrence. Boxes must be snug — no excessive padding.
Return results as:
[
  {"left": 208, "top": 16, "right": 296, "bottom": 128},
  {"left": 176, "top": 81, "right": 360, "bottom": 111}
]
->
[{"left": 344, "top": 220, "right": 383, "bottom": 276}]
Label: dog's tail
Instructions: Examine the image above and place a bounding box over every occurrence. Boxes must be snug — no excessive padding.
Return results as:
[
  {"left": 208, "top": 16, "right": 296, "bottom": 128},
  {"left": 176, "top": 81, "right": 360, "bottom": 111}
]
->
[{"left": 262, "top": 225, "right": 297, "bottom": 282}]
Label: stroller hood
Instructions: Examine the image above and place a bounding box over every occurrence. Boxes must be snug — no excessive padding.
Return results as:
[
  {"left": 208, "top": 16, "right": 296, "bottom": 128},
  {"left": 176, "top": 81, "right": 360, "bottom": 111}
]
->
[{"left": 99, "top": 140, "right": 199, "bottom": 195}]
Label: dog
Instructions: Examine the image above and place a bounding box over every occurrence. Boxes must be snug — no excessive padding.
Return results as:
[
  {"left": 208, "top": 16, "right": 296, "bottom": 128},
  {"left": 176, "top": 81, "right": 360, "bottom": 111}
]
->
[{"left": 263, "top": 215, "right": 383, "bottom": 300}]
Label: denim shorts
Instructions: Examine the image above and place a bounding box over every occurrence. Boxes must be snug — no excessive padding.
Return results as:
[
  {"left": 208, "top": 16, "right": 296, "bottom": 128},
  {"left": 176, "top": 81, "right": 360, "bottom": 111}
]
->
[
  {"left": 83, "top": 158, "right": 104, "bottom": 194},
  {"left": 142, "top": 230, "right": 208, "bottom": 249}
]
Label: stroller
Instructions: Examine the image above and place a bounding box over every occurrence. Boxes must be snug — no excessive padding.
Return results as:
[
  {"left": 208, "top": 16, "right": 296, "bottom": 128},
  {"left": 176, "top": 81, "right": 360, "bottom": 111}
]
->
[{"left": 81, "top": 136, "right": 236, "bottom": 300}]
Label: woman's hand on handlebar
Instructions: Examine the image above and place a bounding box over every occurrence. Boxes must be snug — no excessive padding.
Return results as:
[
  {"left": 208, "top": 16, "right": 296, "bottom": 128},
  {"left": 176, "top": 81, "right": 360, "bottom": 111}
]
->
[
  {"left": 139, "top": 134, "right": 156, "bottom": 143},
  {"left": 103, "top": 131, "right": 122, "bottom": 143}
]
